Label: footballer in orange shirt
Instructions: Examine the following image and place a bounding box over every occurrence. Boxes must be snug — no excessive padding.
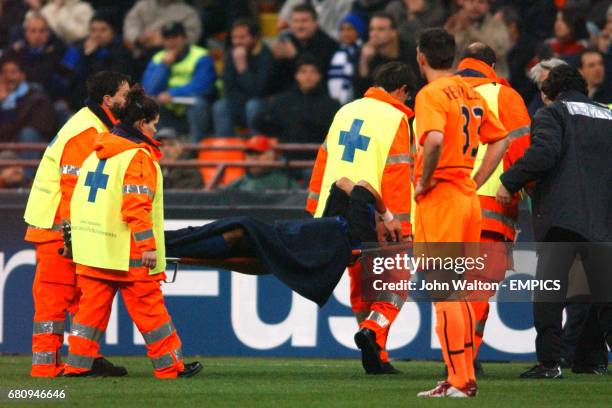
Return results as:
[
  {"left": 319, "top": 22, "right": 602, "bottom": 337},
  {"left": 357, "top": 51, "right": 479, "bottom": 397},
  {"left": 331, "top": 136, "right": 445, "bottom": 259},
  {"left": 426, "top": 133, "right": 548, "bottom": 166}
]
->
[{"left": 412, "top": 29, "right": 507, "bottom": 398}]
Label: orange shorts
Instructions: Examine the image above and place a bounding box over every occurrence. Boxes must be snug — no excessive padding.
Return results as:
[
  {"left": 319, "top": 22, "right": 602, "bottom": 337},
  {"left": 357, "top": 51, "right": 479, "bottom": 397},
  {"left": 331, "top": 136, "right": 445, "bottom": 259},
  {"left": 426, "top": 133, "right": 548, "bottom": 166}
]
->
[{"left": 414, "top": 181, "right": 481, "bottom": 243}]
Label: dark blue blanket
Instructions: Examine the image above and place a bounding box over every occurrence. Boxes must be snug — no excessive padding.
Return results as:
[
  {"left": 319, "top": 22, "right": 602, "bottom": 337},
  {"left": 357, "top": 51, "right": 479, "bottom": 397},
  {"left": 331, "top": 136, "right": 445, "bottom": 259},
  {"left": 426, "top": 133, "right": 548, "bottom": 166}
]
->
[{"left": 165, "top": 216, "right": 352, "bottom": 307}]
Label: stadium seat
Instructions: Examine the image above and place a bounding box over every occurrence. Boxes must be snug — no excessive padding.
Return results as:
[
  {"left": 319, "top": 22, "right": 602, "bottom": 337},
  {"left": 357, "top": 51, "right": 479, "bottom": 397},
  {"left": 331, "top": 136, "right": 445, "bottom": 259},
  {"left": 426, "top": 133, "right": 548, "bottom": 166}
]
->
[{"left": 198, "top": 137, "right": 246, "bottom": 188}]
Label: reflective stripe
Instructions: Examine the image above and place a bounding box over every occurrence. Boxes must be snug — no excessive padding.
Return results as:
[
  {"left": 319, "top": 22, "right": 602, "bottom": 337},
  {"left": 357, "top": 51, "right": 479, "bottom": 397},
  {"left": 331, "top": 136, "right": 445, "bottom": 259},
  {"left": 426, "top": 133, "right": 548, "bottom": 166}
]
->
[
  {"left": 70, "top": 322, "right": 103, "bottom": 344},
  {"left": 394, "top": 212, "right": 411, "bottom": 222},
  {"left": 375, "top": 292, "right": 404, "bottom": 309},
  {"left": 355, "top": 311, "right": 369, "bottom": 324},
  {"left": 32, "top": 351, "right": 55, "bottom": 365},
  {"left": 129, "top": 258, "right": 143, "bottom": 268},
  {"left": 61, "top": 165, "right": 80, "bottom": 176},
  {"left": 482, "top": 209, "right": 515, "bottom": 229},
  {"left": 123, "top": 184, "right": 154, "bottom": 199},
  {"left": 134, "top": 229, "right": 154, "bottom": 242},
  {"left": 142, "top": 321, "right": 175, "bottom": 345},
  {"left": 385, "top": 154, "right": 411, "bottom": 165},
  {"left": 66, "top": 353, "right": 95, "bottom": 369},
  {"left": 366, "top": 311, "right": 390, "bottom": 328},
  {"left": 507, "top": 125, "right": 530, "bottom": 140},
  {"left": 151, "top": 348, "right": 183, "bottom": 370},
  {"left": 307, "top": 191, "right": 319, "bottom": 201},
  {"left": 33, "top": 320, "right": 65, "bottom": 335},
  {"left": 563, "top": 101, "right": 612, "bottom": 120}
]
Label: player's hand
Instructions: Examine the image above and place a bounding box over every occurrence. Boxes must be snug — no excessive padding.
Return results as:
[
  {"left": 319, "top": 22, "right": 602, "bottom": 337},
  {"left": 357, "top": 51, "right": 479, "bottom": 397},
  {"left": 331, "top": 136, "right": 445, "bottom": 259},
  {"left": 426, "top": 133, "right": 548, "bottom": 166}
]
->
[
  {"left": 59, "top": 245, "right": 72, "bottom": 259},
  {"left": 496, "top": 184, "right": 512, "bottom": 205},
  {"left": 142, "top": 251, "right": 157, "bottom": 269},
  {"left": 413, "top": 180, "right": 435, "bottom": 201},
  {"left": 384, "top": 219, "right": 403, "bottom": 243}
]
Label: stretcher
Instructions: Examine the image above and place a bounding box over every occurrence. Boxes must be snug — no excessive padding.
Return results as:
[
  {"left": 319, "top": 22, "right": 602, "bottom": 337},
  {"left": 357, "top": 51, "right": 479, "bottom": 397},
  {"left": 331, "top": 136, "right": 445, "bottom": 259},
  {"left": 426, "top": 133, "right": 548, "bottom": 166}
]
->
[{"left": 165, "top": 244, "right": 410, "bottom": 283}]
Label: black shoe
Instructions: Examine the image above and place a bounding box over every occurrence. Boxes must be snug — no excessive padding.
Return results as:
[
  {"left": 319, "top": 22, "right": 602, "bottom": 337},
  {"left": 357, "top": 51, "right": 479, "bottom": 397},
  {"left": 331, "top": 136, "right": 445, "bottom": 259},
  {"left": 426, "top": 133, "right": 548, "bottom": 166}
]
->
[
  {"left": 178, "top": 361, "right": 203, "bottom": 378},
  {"left": 559, "top": 357, "right": 572, "bottom": 369},
  {"left": 62, "top": 358, "right": 127, "bottom": 378},
  {"left": 376, "top": 362, "right": 402, "bottom": 375},
  {"left": 354, "top": 328, "right": 383, "bottom": 374},
  {"left": 519, "top": 364, "right": 562, "bottom": 379},
  {"left": 572, "top": 365, "right": 608, "bottom": 375},
  {"left": 91, "top": 357, "right": 128, "bottom": 377}
]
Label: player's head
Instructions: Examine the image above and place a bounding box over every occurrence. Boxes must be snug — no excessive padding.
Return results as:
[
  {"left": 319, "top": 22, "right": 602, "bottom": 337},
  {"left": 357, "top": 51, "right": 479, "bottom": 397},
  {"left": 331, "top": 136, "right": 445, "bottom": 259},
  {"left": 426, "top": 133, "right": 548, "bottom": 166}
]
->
[
  {"left": 373, "top": 61, "right": 416, "bottom": 103},
  {"left": 417, "top": 28, "right": 455, "bottom": 78},
  {"left": 460, "top": 42, "right": 496, "bottom": 68},
  {"left": 117, "top": 84, "right": 160, "bottom": 138},
  {"left": 541, "top": 64, "right": 587, "bottom": 102},
  {"left": 86, "top": 71, "right": 131, "bottom": 115}
]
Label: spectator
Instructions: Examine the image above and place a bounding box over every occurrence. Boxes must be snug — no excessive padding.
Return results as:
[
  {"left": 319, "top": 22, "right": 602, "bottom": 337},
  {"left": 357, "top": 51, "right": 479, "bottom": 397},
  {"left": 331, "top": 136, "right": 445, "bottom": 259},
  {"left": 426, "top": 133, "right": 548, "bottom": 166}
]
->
[
  {"left": 269, "top": 3, "right": 338, "bottom": 93},
  {"left": 385, "top": 0, "right": 446, "bottom": 45},
  {"left": 527, "top": 57, "right": 567, "bottom": 116},
  {"left": 212, "top": 18, "right": 273, "bottom": 137},
  {"left": 193, "top": 0, "right": 256, "bottom": 39},
  {"left": 5, "top": 12, "right": 66, "bottom": 100},
  {"left": 0, "top": 57, "right": 56, "bottom": 150},
  {"left": 40, "top": 0, "right": 94, "bottom": 45},
  {"left": 0, "top": 150, "right": 29, "bottom": 189},
  {"left": 261, "top": 56, "right": 339, "bottom": 171},
  {"left": 226, "top": 135, "right": 300, "bottom": 191},
  {"left": 351, "top": 0, "right": 392, "bottom": 20},
  {"left": 502, "top": 6, "right": 538, "bottom": 105},
  {"left": 578, "top": 48, "right": 611, "bottom": 104},
  {"left": 60, "top": 9, "right": 133, "bottom": 110},
  {"left": 276, "top": 0, "right": 355, "bottom": 41},
  {"left": 543, "top": 7, "right": 589, "bottom": 63},
  {"left": 157, "top": 127, "right": 204, "bottom": 189},
  {"left": 328, "top": 12, "right": 366, "bottom": 105},
  {"left": 445, "top": 0, "right": 511, "bottom": 78},
  {"left": 123, "top": 0, "right": 202, "bottom": 55},
  {"left": 142, "top": 22, "right": 216, "bottom": 142},
  {"left": 354, "top": 11, "right": 419, "bottom": 98}
]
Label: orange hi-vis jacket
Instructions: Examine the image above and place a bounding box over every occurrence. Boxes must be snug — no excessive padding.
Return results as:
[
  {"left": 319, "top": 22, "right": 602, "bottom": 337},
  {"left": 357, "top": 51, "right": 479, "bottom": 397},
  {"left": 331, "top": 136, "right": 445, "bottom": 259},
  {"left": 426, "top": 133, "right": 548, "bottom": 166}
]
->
[
  {"left": 24, "top": 105, "right": 117, "bottom": 244},
  {"left": 74, "top": 126, "right": 165, "bottom": 282},
  {"left": 457, "top": 58, "right": 531, "bottom": 241},
  {"left": 306, "top": 87, "right": 414, "bottom": 236}
]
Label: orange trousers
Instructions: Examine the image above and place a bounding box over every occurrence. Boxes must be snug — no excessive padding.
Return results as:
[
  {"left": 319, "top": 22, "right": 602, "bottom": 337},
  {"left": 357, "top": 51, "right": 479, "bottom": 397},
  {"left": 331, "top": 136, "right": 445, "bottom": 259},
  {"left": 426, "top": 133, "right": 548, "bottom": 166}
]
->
[
  {"left": 31, "top": 241, "right": 79, "bottom": 377},
  {"left": 469, "top": 233, "right": 509, "bottom": 358},
  {"left": 64, "top": 275, "right": 184, "bottom": 379},
  {"left": 349, "top": 263, "right": 403, "bottom": 363}
]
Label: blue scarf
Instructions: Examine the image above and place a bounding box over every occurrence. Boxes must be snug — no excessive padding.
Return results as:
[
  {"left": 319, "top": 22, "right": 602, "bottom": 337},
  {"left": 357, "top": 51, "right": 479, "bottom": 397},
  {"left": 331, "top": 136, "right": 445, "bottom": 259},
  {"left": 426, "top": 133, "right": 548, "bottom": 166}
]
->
[{"left": 1, "top": 82, "right": 29, "bottom": 111}]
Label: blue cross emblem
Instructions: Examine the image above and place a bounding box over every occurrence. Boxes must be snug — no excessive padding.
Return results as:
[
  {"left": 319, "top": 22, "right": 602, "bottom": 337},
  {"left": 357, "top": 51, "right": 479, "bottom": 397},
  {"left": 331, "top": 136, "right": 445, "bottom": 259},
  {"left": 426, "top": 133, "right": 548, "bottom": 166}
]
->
[
  {"left": 84, "top": 159, "right": 109, "bottom": 203},
  {"left": 339, "top": 119, "right": 370, "bottom": 162}
]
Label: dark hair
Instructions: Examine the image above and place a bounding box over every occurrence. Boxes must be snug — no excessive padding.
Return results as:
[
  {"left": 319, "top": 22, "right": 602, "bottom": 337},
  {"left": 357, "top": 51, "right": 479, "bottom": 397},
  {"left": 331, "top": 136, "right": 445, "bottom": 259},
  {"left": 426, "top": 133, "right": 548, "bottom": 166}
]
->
[
  {"left": 373, "top": 62, "right": 417, "bottom": 93},
  {"left": 291, "top": 3, "right": 317, "bottom": 20},
  {"left": 578, "top": 47, "right": 604, "bottom": 68},
  {"left": 557, "top": 7, "right": 588, "bottom": 40},
  {"left": 0, "top": 55, "right": 24, "bottom": 72},
  {"left": 231, "top": 17, "right": 260, "bottom": 38},
  {"left": 117, "top": 84, "right": 159, "bottom": 125},
  {"left": 91, "top": 8, "right": 118, "bottom": 32},
  {"left": 541, "top": 64, "right": 587, "bottom": 100},
  {"left": 295, "top": 54, "right": 322, "bottom": 74},
  {"left": 370, "top": 11, "right": 397, "bottom": 29},
  {"left": 461, "top": 42, "right": 497, "bottom": 66},
  {"left": 418, "top": 28, "right": 455, "bottom": 70},
  {"left": 86, "top": 71, "right": 130, "bottom": 104}
]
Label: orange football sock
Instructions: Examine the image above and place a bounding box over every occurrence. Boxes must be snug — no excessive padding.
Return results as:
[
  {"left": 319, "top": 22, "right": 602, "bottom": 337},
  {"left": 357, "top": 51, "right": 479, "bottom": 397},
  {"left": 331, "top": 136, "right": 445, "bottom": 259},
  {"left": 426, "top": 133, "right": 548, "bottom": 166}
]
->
[
  {"left": 461, "top": 301, "right": 476, "bottom": 382},
  {"left": 434, "top": 301, "right": 469, "bottom": 389},
  {"left": 470, "top": 301, "right": 489, "bottom": 359}
]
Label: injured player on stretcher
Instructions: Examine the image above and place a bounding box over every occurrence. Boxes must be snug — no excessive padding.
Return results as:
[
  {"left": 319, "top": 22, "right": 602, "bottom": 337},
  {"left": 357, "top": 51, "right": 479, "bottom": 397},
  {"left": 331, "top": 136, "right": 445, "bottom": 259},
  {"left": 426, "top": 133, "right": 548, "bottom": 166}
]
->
[{"left": 164, "top": 178, "right": 405, "bottom": 307}]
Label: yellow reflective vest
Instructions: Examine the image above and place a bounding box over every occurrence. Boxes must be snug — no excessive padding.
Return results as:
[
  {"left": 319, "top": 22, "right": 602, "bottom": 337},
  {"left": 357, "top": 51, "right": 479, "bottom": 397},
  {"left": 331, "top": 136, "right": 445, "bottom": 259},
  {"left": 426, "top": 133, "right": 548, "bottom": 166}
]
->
[
  {"left": 470, "top": 82, "right": 504, "bottom": 197},
  {"left": 315, "top": 96, "right": 405, "bottom": 217},
  {"left": 24, "top": 107, "right": 109, "bottom": 229},
  {"left": 71, "top": 148, "right": 166, "bottom": 275}
]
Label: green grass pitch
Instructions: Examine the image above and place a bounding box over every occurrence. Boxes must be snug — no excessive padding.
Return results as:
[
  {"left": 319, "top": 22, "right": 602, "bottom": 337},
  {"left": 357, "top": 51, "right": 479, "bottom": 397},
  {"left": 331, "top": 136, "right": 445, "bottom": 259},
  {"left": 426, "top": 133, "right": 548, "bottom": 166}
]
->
[{"left": 0, "top": 356, "right": 610, "bottom": 407}]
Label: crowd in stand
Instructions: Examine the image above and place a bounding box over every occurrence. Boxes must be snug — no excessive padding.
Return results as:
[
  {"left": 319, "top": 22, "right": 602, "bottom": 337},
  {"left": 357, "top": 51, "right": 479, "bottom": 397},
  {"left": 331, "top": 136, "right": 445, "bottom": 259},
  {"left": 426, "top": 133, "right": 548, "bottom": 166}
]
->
[{"left": 0, "top": 0, "right": 610, "bottom": 191}]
